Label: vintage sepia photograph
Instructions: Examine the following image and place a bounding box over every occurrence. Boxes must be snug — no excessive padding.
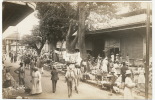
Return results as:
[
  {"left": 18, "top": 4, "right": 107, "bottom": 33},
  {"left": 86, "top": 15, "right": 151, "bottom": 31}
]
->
[{"left": 2, "top": 1, "right": 152, "bottom": 99}]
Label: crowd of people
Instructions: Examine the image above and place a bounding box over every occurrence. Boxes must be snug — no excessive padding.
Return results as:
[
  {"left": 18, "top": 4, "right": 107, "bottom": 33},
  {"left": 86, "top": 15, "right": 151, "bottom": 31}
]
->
[
  {"left": 78, "top": 53, "right": 149, "bottom": 99},
  {"left": 2, "top": 49, "right": 152, "bottom": 99}
]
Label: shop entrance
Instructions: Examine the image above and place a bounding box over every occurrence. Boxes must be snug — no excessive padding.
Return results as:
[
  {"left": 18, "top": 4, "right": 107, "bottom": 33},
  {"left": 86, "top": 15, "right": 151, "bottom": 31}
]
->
[{"left": 109, "top": 48, "right": 119, "bottom": 56}]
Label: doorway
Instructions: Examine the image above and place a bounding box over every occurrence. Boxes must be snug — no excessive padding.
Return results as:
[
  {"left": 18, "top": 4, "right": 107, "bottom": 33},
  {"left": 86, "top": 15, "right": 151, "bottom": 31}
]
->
[
  {"left": 93, "top": 38, "right": 105, "bottom": 58},
  {"left": 109, "top": 48, "right": 119, "bottom": 56}
]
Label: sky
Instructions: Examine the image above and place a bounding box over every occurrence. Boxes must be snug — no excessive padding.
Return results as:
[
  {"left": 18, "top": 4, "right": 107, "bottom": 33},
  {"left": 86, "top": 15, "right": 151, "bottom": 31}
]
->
[{"left": 16, "top": 10, "right": 39, "bottom": 38}]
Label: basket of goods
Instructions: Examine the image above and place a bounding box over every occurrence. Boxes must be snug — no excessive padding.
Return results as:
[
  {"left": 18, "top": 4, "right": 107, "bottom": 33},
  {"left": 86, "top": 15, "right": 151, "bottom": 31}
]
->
[
  {"left": 24, "top": 87, "right": 31, "bottom": 94},
  {"left": 17, "top": 86, "right": 25, "bottom": 94}
]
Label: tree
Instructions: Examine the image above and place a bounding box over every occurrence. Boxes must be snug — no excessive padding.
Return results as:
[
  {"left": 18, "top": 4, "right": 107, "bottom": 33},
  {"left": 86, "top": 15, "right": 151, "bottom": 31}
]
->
[
  {"left": 36, "top": 2, "right": 78, "bottom": 50},
  {"left": 29, "top": 2, "right": 141, "bottom": 58},
  {"left": 71, "top": 2, "right": 141, "bottom": 59},
  {"left": 21, "top": 26, "right": 46, "bottom": 55}
]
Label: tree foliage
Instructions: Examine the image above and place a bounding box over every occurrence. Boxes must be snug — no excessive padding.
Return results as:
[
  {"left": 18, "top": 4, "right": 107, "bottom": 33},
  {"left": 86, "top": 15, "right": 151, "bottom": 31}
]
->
[
  {"left": 36, "top": 2, "right": 78, "bottom": 45},
  {"left": 21, "top": 26, "right": 46, "bottom": 55}
]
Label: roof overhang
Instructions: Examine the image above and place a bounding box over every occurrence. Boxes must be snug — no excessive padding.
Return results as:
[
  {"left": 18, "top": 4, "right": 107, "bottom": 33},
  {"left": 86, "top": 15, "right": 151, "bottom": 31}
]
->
[
  {"left": 2, "top": 1, "right": 36, "bottom": 32},
  {"left": 88, "top": 23, "right": 152, "bottom": 35}
]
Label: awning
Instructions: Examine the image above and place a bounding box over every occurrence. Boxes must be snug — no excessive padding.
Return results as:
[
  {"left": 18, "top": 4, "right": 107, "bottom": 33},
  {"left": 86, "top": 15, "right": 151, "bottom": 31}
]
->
[{"left": 3, "top": 1, "right": 36, "bottom": 32}]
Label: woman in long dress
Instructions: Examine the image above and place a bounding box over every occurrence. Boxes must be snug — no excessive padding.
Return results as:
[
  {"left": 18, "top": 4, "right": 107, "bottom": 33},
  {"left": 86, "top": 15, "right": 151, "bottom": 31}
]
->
[
  {"left": 137, "top": 65, "right": 145, "bottom": 90},
  {"left": 31, "top": 67, "right": 42, "bottom": 94},
  {"left": 101, "top": 57, "right": 108, "bottom": 73},
  {"left": 124, "top": 70, "right": 135, "bottom": 99}
]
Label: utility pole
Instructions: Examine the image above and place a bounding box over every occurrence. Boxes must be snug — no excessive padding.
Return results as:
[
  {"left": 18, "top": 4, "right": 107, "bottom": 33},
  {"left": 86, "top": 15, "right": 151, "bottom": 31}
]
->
[{"left": 145, "top": 2, "right": 150, "bottom": 99}]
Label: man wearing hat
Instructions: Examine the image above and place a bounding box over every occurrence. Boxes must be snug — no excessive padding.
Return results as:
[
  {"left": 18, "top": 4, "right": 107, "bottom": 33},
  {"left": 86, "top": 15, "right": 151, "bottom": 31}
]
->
[
  {"left": 51, "top": 66, "right": 59, "bottom": 93},
  {"left": 65, "top": 63, "right": 76, "bottom": 98}
]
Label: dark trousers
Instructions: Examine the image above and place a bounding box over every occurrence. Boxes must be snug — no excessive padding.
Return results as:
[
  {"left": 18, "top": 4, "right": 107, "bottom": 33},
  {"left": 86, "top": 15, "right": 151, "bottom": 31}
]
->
[
  {"left": 19, "top": 78, "right": 25, "bottom": 85},
  {"left": 67, "top": 80, "right": 73, "bottom": 97},
  {"left": 11, "top": 57, "right": 13, "bottom": 63},
  {"left": 122, "top": 74, "right": 126, "bottom": 82},
  {"left": 52, "top": 80, "right": 57, "bottom": 93}
]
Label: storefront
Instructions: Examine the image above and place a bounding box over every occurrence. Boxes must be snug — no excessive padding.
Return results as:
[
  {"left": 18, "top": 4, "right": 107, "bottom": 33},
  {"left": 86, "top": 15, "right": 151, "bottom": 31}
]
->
[{"left": 86, "top": 24, "right": 152, "bottom": 66}]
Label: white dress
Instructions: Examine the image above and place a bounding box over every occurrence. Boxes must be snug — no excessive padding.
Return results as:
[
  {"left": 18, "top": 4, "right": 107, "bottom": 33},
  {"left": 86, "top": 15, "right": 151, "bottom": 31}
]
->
[
  {"left": 138, "top": 68, "right": 145, "bottom": 84},
  {"left": 111, "top": 55, "right": 114, "bottom": 62},
  {"left": 124, "top": 77, "right": 134, "bottom": 99},
  {"left": 101, "top": 59, "right": 108, "bottom": 72},
  {"left": 31, "top": 71, "right": 42, "bottom": 94}
]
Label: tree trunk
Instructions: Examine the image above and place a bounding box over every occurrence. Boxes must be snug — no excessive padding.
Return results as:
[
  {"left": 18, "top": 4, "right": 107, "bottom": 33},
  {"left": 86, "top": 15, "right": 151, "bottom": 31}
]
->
[
  {"left": 66, "top": 21, "right": 78, "bottom": 53},
  {"left": 34, "top": 41, "right": 45, "bottom": 56},
  {"left": 78, "top": 2, "right": 87, "bottom": 60}
]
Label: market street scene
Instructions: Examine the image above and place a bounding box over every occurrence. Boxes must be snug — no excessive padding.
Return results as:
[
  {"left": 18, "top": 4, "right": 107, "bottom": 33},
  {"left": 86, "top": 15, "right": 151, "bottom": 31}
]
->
[{"left": 2, "top": 1, "right": 152, "bottom": 99}]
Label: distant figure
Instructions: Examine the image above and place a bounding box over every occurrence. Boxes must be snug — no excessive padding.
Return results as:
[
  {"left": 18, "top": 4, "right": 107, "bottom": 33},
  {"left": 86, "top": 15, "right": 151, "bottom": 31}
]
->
[
  {"left": 121, "top": 62, "right": 128, "bottom": 83},
  {"left": 9, "top": 51, "right": 12, "bottom": 58},
  {"left": 51, "top": 67, "right": 59, "bottom": 93},
  {"left": 11, "top": 53, "right": 14, "bottom": 63},
  {"left": 31, "top": 67, "right": 42, "bottom": 94},
  {"left": 25, "top": 56, "right": 30, "bottom": 69},
  {"left": 137, "top": 65, "right": 145, "bottom": 90},
  {"left": 30, "top": 59, "right": 36, "bottom": 76},
  {"left": 14, "top": 53, "right": 17, "bottom": 62},
  {"left": 102, "top": 57, "right": 108, "bottom": 73},
  {"left": 119, "top": 54, "right": 123, "bottom": 63},
  {"left": 126, "top": 54, "right": 130, "bottom": 65},
  {"left": 111, "top": 52, "right": 114, "bottom": 62},
  {"left": 115, "top": 54, "right": 119, "bottom": 62}
]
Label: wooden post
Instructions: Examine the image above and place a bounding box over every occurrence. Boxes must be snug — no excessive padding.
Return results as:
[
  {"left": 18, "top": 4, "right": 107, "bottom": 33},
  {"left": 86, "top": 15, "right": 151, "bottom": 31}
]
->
[{"left": 145, "top": 3, "right": 150, "bottom": 99}]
